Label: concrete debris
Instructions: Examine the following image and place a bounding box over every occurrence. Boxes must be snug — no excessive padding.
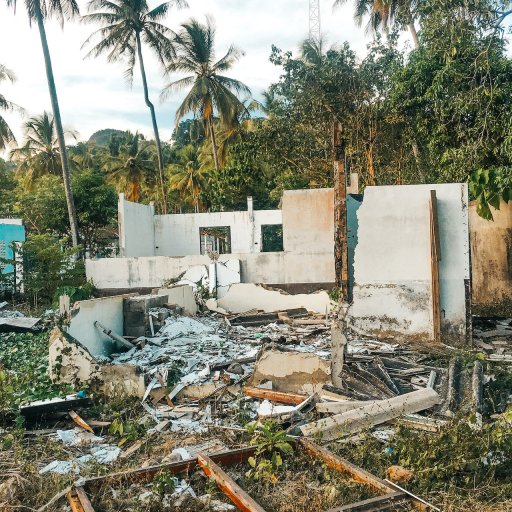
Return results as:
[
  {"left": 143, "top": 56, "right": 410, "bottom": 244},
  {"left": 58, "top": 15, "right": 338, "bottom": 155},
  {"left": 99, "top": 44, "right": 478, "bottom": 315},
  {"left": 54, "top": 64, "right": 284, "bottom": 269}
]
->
[
  {"left": 213, "top": 283, "right": 332, "bottom": 314},
  {"left": 0, "top": 311, "right": 41, "bottom": 332},
  {"left": 300, "top": 388, "right": 442, "bottom": 440}
]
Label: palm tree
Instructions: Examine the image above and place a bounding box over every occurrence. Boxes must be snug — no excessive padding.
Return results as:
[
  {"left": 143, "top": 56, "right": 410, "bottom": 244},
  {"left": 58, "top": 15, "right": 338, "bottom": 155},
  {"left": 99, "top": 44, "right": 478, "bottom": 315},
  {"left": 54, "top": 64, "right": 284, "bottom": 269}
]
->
[
  {"left": 167, "top": 144, "right": 207, "bottom": 212},
  {"left": 82, "top": 0, "right": 188, "bottom": 214},
  {"left": 161, "top": 17, "right": 251, "bottom": 171},
  {"left": 104, "top": 132, "right": 157, "bottom": 202},
  {"left": 334, "top": 0, "right": 419, "bottom": 48},
  {"left": 0, "top": 65, "right": 23, "bottom": 151},
  {"left": 5, "top": 0, "right": 80, "bottom": 246},
  {"left": 10, "top": 112, "right": 77, "bottom": 189}
]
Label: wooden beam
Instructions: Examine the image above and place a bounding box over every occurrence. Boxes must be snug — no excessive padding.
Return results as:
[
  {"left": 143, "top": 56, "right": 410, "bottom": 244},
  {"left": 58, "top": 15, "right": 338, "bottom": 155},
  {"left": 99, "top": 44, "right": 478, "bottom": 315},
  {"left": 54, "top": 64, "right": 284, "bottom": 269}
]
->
[
  {"left": 327, "top": 491, "right": 411, "bottom": 511},
  {"left": 430, "top": 190, "right": 441, "bottom": 343},
  {"left": 197, "top": 453, "right": 267, "bottom": 512},
  {"left": 243, "top": 386, "right": 307, "bottom": 405},
  {"left": 300, "top": 388, "right": 441, "bottom": 441},
  {"left": 67, "top": 486, "right": 95, "bottom": 512},
  {"left": 299, "top": 439, "right": 393, "bottom": 494}
]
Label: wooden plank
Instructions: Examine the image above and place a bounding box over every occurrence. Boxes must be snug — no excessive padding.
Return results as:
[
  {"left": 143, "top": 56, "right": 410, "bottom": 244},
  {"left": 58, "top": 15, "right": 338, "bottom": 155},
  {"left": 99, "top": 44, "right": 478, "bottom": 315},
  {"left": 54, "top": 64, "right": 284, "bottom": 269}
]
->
[
  {"left": 84, "top": 446, "right": 256, "bottom": 489},
  {"left": 67, "top": 486, "right": 95, "bottom": 512},
  {"left": 197, "top": 453, "right": 267, "bottom": 512},
  {"left": 243, "top": 386, "right": 307, "bottom": 405},
  {"left": 69, "top": 411, "right": 94, "bottom": 433},
  {"left": 327, "top": 491, "right": 410, "bottom": 511},
  {"left": 430, "top": 190, "right": 441, "bottom": 343},
  {"left": 300, "top": 388, "right": 441, "bottom": 441},
  {"left": 299, "top": 439, "right": 393, "bottom": 494}
]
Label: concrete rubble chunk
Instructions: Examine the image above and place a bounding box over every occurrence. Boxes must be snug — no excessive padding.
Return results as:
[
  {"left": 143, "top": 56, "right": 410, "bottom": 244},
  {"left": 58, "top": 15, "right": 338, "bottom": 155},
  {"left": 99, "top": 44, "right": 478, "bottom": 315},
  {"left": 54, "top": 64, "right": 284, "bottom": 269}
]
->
[
  {"left": 300, "top": 387, "right": 442, "bottom": 440},
  {"left": 214, "top": 283, "right": 332, "bottom": 315}
]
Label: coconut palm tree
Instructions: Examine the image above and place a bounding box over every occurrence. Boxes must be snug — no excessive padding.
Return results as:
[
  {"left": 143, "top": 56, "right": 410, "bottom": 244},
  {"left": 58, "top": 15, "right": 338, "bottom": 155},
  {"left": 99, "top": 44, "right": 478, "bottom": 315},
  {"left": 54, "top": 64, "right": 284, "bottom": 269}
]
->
[
  {"left": 0, "top": 65, "right": 23, "bottom": 151},
  {"left": 82, "top": 0, "right": 188, "bottom": 214},
  {"left": 104, "top": 132, "right": 157, "bottom": 202},
  {"left": 167, "top": 144, "right": 207, "bottom": 212},
  {"left": 161, "top": 17, "right": 251, "bottom": 171},
  {"left": 10, "top": 112, "right": 77, "bottom": 189},
  {"left": 334, "top": 0, "right": 419, "bottom": 48},
  {"left": 5, "top": 0, "right": 80, "bottom": 246}
]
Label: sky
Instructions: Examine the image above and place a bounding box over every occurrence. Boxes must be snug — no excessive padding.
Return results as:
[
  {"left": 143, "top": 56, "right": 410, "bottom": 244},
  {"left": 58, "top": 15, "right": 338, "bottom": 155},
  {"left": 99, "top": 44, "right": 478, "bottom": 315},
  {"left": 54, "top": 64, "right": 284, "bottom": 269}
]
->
[{"left": 0, "top": 0, "right": 414, "bottom": 147}]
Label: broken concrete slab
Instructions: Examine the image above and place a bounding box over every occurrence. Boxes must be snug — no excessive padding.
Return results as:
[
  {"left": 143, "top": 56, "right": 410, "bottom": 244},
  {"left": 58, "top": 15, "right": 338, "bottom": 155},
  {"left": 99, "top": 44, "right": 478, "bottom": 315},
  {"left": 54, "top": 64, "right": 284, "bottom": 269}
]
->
[
  {"left": 68, "top": 294, "right": 132, "bottom": 358},
  {"left": 0, "top": 316, "right": 41, "bottom": 332},
  {"left": 250, "top": 348, "right": 331, "bottom": 395},
  {"left": 157, "top": 284, "right": 197, "bottom": 316},
  {"left": 214, "top": 283, "right": 332, "bottom": 315},
  {"left": 48, "top": 327, "right": 146, "bottom": 397},
  {"left": 300, "top": 387, "right": 441, "bottom": 440}
]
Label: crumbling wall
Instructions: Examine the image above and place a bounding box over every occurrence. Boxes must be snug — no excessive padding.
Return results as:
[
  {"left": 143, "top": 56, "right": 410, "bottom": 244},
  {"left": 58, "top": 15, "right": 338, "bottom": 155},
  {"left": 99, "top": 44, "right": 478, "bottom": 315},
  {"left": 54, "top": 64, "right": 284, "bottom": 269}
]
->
[
  {"left": 470, "top": 199, "right": 512, "bottom": 316},
  {"left": 67, "top": 294, "right": 129, "bottom": 358},
  {"left": 349, "top": 184, "right": 470, "bottom": 345},
  {"left": 86, "top": 252, "right": 336, "bottom": 290},
  {"left": 118, "top": 194, "right": 155, "bottom": 257},
  {"left": 154, "top": 209, "right": 282, "bottom": 256}
]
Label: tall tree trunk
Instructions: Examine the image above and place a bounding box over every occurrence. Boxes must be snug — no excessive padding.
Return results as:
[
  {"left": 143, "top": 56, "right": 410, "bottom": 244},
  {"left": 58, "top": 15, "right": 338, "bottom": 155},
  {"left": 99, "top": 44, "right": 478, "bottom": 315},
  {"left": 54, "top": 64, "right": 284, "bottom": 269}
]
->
[
  {"left": 35, "top": 6, "right": 79, "bottom": 247},
  {"left": 408, "top": 22, "right": 419, "bottom": 49},
  {"left": 136, "top": 32, "right": 167, "bottom": 214},
  {"left": 208, "top": 115, "right": 220, "bottom": 171}
]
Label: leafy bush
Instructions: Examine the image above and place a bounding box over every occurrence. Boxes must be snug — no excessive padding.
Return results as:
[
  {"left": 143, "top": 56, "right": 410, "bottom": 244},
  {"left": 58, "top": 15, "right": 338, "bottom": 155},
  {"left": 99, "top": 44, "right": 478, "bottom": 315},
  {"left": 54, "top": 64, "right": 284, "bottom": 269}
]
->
[
  {"left": 246, "top": 421, "right": 294, "bottom": 483},
  {"left": 0, "top": 331, "right": 70, "bottom": 422},
  {"left": 22, "top": 234, "right": 86, "bottom": 307}
]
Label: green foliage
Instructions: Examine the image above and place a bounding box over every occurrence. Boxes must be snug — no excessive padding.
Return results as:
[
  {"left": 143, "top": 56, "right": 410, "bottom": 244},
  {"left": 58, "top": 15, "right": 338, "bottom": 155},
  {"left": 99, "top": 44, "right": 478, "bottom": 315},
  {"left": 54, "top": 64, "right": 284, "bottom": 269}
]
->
[
  {"left": 53, "top": 282, "right": 95, "bottom": 305},
  {"left": 392, "top": 417, "right": 512, "bottom": 492},
  {"left": 246, "top": 421, "right": 294, "bottom": 483},
  {"left": 108, "top": 415, "right": 146, "bottom": 447},
  {"left": 152, "top": 471, "right": 176, "bottom": 496},
  {"left": 0, "top": 331, "right": 69, "bottom": 422},
  {"left": 22, "top": 234, "right": 85, "bottom": 306},
  {"left": 469, "top": 168, "right": 511, "bottom": 220}
]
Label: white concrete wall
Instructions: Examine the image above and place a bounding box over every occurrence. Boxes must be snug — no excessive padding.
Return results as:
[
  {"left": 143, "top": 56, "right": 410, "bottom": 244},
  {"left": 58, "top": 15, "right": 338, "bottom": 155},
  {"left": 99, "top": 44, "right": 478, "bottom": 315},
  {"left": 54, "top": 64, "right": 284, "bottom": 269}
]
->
[
  {"left": 119, "top": 194, "right": 155, "bottom": 257},
  {"left": 282, "top": 188, "right": 334, "bottom": 253},
  {"left": 86, "top": 251, "right": 335, "bottom": 290},
  {"left": 67, "top": 295, "right": 129, "bottom": 358},
  {"left": 349, "top": 183, "right": 470, "bottom": 344},
  {"left": 154, "top": 209, "right": 282, "bottom": 256}
]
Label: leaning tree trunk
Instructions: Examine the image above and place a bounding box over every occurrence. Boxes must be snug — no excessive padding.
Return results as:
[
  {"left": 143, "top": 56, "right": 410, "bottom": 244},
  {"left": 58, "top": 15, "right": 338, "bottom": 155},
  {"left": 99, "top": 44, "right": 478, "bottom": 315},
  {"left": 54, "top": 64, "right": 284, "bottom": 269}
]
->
[
  {"left": 35, "top": 5, "right": 79, "bottom": 247},
  {"left": 408, "top": 22, "right": 420, "bottom": 49},
  {"left": 208, "top": 115, "right": 220, "bottom": 171},
  {"left": 136, "top": 32, "right": 167, "bottom": 214}
]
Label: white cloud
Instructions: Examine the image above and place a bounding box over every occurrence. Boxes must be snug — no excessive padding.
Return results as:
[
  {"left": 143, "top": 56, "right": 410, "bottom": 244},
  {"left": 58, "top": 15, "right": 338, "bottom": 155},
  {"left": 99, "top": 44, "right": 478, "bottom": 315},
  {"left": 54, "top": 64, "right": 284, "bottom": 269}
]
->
[{"left": 0, "top": 0, "right": 413, "bottom": 149}]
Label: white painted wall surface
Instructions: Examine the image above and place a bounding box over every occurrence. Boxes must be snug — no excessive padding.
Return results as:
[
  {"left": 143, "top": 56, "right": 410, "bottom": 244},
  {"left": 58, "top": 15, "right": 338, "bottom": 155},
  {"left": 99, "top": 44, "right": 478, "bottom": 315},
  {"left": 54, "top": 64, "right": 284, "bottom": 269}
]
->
[
  {"left": 282, "top": 188, "right": 334, "bottom": 253},
  {"left": 349, "top": 183, "right": 469, "bottom": 344},
  {"left": 86, "top": 251, "right": 335, "bottom": 289},
  {"left": 154, "top": 209, "right": 282, "bottom": 256},
  {"left": 119, "top": 194, "right": 155, "bottom": 257},
  {"left": 67, "top": 295, "right": 129, "bottom": 357}
]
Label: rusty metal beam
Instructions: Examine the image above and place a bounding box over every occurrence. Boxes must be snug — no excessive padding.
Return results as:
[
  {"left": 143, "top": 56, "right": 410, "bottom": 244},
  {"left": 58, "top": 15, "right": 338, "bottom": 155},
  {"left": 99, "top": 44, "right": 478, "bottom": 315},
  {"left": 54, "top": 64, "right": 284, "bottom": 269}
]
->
[
  {"left": 198, "top": 453, "right": 266, "bottom": 512},
  {"left": 83, "top": 446, "right": 256, "bottom": 489}
]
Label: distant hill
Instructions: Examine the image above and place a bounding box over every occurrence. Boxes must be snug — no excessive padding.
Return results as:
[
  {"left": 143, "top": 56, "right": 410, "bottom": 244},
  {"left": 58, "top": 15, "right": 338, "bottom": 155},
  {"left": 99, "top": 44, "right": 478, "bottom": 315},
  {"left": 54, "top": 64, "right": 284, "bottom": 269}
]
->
[{"left": 88, "top": 129, "right": 128, "bottom": 147}]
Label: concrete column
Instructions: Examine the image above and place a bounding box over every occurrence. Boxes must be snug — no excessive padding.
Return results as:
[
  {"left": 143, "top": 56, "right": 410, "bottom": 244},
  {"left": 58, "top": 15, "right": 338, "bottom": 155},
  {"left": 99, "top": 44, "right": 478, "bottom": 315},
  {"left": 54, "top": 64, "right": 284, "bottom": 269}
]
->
[
  {"left": 331, "top": 322, "right": 347, "bottom": 387},
  {"left": 247, "top": 196, "right": 255, "bottom": 253},
  {"left": 118, "top": 193, "right": 126, "bottom": 257}
]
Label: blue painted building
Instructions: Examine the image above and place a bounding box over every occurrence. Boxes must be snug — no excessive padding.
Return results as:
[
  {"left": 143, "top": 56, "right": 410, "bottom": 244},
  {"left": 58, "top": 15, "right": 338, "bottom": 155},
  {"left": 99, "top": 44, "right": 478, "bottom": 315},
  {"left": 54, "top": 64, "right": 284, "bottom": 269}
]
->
[{"left": 0, "top": 219, "right": 26, "bottom": 291}]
